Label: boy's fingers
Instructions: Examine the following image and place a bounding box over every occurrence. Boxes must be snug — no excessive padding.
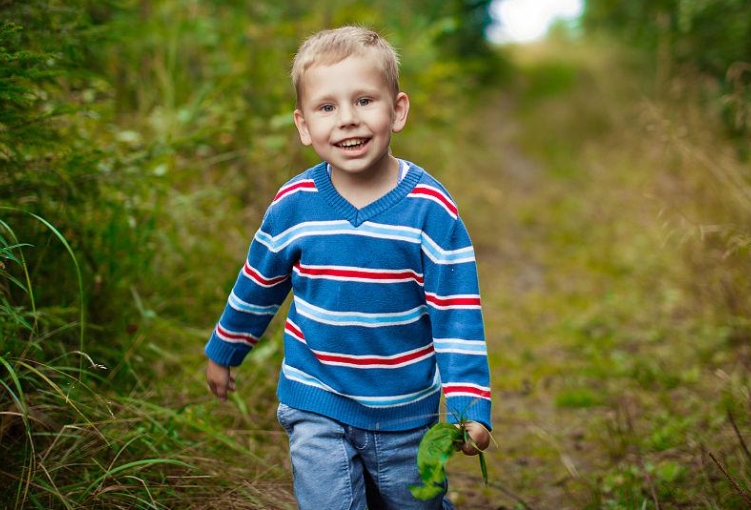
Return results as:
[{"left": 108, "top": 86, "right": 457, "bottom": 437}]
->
[
  {"left": 207, "top": 378, "right": 229, "bottom": 401},
  {"left": 214, "top": 385, "right": 227, "bottom": 401},
  {"left": 453, "top": 436, "right": 477, "bottom": 455},
  {"left": 460, "top": 440, "right": 482, "bottom": 456},
  {"left": 206, "top": 361, "right": 234, "bottom": 401},
  {"left": 208, "top": 382, "right": 219, "bottom": 397},
  {"left": 456, "top": 422, "right": 491, "bottom": 456}
]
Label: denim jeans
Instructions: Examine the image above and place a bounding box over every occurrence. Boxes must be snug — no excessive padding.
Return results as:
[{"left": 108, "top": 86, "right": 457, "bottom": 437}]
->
[{"left": 277, "top": 403, "right": 454, "bottom": 510}]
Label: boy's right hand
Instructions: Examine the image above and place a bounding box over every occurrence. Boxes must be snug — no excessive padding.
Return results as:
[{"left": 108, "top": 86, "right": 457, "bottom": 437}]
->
[
  {"left": 458, "top": 421, "right": 491, "bottom": 456},
  {"left": 206, "top": 359, "right": 236, "bottom": 401}
]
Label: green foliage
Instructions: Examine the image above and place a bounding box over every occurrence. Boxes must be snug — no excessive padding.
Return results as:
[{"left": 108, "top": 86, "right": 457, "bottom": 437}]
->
[
  {"left": 411, "top": 423, "right": 462, "bottom": 500},
  {"left": 498, "top": 38, "right": 751, "bottom": 509},
  {"left": 1, "top": 0, "right": 502, "bottom": 507},
  {"left": 0, "top": 228, "right": 33, "bottom": 338},
  {"left": 0, "top": 218, "right": 291, "bottom": 508},
  {"left": 582, "top": 0, "right": 751, "bottom": 73},
  {"left": 582, "top": 0, "right": 751, "bottom": 140},
  {"left": 410, "top": 420, "right": 489, "bottom": 501},
  {"left": 554, "top": 388, "right": 602, "bottom": 409}
]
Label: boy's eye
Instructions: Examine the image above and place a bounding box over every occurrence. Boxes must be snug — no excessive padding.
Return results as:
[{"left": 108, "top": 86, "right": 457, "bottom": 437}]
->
[
  {"left": 357, "top": 98, "right": 372, "bottom": 106},
  {"left": 320, "top": 104, "right": 335, "bottom": 112}
]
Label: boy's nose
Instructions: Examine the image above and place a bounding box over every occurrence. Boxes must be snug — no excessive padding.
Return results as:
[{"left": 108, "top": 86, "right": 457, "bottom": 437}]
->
[{"left": 338, "top": 105, "right": 359, "bottom": 126}]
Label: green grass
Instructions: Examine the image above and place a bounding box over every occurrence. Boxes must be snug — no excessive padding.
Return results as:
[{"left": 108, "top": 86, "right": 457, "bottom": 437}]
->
[
  {"left": 447, "top": 39, "right": 751, "bottom": 509},
  {"left": 0, "top": 216, "right": 292, "bottom": 509},
  {"left": 3, "top": 3, "right": 751, "bottom": 508},
  {"left": 395, "top": 34, "right": 751, "bottom": 508}
]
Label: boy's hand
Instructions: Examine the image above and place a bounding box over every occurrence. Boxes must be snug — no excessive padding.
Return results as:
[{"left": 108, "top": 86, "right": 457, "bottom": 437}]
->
[
  {"left": 458, "top": 421, "right": 491, "bottom": 456},
  {"left": 206, "top": 359, "right": 236, "bottom": 401}
]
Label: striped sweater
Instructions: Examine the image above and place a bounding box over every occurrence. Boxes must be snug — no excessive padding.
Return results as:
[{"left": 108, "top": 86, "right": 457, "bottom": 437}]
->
[{"left": 205, "top": 160, "right": 492, "bottom": 431}]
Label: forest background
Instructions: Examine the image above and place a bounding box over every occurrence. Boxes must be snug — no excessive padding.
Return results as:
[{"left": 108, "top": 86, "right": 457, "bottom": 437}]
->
[{"left": 2, "top": 0, "right": 751, "bottom": 508}]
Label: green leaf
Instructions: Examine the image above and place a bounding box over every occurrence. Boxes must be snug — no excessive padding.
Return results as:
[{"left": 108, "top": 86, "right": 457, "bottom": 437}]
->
[
  {"left": 409, "top": 482, "right": 446, "bottom": 501},
  {"left": 479, "top": 450, "right": 488, "bottom": 485},
  {"left": 409, "top": 423, "right": 463, "bottom": 500}
]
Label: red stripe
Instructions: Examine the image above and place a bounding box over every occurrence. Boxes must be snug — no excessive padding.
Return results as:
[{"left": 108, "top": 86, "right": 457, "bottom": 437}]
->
[
  {"left": 274, "top": 180, "right": 316, "bottom": 202},
  {"left": 315, "top": 345, "right": 434, "bottom": 366},
  {"left": 216, "top": 324, "right": 258, "bottom": 345},
  {"left": 294, "top": 263, "right": 424, "bottom": 284},
  {"left": 285, "top": 320, "right": 304, "bottom": 339},
  {"left": 244, "top": 262, "right": 288, "bottom": 286},
  {"left": 425, "top": 294, "right": 481, "bottom": 307},
  {"left": 411, "top": 186, "right": 458, "bottom": 216},
  {"left": 443, "top": 385, "right": 491, "bottom": 399}
]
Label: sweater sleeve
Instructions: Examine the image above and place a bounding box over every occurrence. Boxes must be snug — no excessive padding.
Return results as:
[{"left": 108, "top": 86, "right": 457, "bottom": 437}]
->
[
  {"left": 204, "top": 205, "right": 293, "bottom": 367},
  {"left": 423, "top": 217, "right": 492, "bottom": 430}
]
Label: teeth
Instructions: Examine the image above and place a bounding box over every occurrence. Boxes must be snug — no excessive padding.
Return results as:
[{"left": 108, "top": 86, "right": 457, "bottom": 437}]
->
[{"left": 338, "top": 139, "right": 366, "bottom": 148}]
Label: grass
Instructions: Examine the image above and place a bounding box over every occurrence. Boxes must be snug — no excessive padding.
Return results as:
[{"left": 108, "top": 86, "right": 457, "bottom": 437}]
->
[
  {"left": 438, "top": 39, "right": 751, "bottom": 509},
  {"left": 3, "top": 5, "right": 751, "bottom": 508},
  {"left": 384, "top": 34, "right": 749, "bottom": 509},
  {"left": 0, "top": 216, "right": 292, "bottom": 509}
]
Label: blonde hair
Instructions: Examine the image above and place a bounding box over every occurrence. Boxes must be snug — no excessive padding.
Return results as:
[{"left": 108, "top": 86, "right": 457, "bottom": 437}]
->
[{"left": 291, "top": 26, "right": 400, "bottom": 105}]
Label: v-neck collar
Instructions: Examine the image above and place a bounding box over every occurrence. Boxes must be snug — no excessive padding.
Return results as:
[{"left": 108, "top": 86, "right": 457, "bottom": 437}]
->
[{"left": 313, "top": 159, "right": 422, "bottom": 227}]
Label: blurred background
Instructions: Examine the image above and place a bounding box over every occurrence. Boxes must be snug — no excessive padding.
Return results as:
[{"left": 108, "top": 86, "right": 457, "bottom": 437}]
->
[{"left": 2, "top": 0, "right": 750, "bottom": 508}]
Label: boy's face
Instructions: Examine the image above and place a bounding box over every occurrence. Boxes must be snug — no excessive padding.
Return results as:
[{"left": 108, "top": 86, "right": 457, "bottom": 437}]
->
[{"left": 293, "top": 53, "right": 409, "bottom": 180}]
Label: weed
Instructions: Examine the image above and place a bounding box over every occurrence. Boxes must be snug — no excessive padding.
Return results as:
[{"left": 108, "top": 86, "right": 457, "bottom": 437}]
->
[{"left": 410, "top": 420, "right": 490, "bottom": 501}]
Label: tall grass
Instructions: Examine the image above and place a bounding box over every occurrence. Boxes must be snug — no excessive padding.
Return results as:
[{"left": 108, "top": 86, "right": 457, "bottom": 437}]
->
[
  {"left": 2, "top": 2, "right": 506, "bottom": 508},
  {"left": 7, "top": 1, "right": 750, "bottom": 508},
  {"left": 0, "top": 216, "right": 294, "bottom": 509},
  {"left": 472, "top": 37, "right": 751, "bottom": 509}
]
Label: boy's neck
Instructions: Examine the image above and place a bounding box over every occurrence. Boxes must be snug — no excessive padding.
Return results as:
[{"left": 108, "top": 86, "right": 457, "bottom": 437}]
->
[{"left": 330, "top": 154, "right": 401, "bottom": 210}]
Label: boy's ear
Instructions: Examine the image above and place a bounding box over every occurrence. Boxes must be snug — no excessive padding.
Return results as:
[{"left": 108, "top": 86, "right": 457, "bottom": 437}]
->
[
  {"left": 391, "top": 92, "right": 410, "bottom": 133},
  {"left": 293, "top": 109, "right": 313, "bottom": 146}
]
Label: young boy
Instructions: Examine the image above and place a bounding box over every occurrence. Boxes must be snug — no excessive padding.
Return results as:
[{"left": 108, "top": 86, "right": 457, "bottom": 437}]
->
[{"left": 206, "top": 26, "right": 492, "bottom": 510}]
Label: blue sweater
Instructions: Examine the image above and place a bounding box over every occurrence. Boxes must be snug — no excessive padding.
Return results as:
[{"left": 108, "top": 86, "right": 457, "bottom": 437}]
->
[{"left": 205, "top": 160, "right": 492, "bottom": 431}]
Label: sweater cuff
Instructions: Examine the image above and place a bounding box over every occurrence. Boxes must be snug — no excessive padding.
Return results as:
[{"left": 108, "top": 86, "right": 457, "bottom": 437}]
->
[
  {"left": 445, "top": 396, "right": 492, "bottom": 431},
  {"left": 204, "top": 333, "right": 250, "bottom": 367}
]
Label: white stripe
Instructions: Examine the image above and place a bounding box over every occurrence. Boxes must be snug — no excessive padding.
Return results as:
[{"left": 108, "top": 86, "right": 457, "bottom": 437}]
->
[
  {"left": 293, "top": 263, "right": 423, "bottom": 284},
  {"left": 408, "top": 185, "right": 458, "bottom": 219},
  {"left": 425, "top": 292, "right": 482, "bottom": 310},
  {"left": 427, "top": 304, "right": 482, "bottom": 311},
  {"left": 443, "top": 382, "right": 491, "bottom": 392},
  {"left": 285, "top": 321, "right": 434, "bottom": 369},
  {"left": 228, "top": 292, "right": 279, "bottom": 315},
  {"left": 272, "top": 180, "right": 316, "bottom": 204},
  {"left": 420, "top": 233, "right": 476, "bottom": 265},
  {"left": 433, "top": 338, "right": 487, "bottom": 355},
  {"left": 285, "top": 322, "right": 306, "bottom": 343},
  {"left": 255, "top": 220, "right": 475, "bottom": 267},
  {"left": 294, "top": 296, "right": 428, "bottom": 328},
  {"left": 215, "top": 327, "right": 257, "bottom": 345},
  {"left": 282, "top": 364, "right": 441, "bottom": 408},
  {"left": 410, "top": 194, "right": 458, "bottom": 219},
  {"left": 255, "top": 220, "right": 424, "bottom": 252},
  {"left": 312, "top": 347, "right": 435, "bottom": 369}
]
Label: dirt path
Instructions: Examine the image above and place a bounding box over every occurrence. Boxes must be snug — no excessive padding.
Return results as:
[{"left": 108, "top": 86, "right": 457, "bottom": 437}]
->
[{"left": 442, "top": 92, "right": 595, "bottom": 510}]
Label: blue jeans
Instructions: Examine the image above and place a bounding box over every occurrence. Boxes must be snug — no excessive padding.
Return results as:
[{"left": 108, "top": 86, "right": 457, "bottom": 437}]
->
[{"left": 277, "top": 403, "right": 454, "bottom": 510}]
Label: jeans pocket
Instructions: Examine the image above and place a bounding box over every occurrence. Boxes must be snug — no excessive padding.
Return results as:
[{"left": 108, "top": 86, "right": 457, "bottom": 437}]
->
[{"left": 276, "top": 402, "right": 294, "bottom": 434}]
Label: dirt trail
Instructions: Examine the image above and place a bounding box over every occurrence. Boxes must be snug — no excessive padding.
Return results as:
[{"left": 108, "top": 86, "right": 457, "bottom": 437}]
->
[{"left": 444, "top": 92, "right": 591, "bottom": 510}]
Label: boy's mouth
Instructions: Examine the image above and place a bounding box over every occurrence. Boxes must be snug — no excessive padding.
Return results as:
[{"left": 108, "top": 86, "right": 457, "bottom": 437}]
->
[{"left": 335, "top": 138, "right": 369, "bottom": 149}]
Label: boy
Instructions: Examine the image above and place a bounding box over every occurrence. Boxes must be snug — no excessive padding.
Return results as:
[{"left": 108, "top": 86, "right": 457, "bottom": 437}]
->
[{"left": 206, "top": 26, "right": 492, "bottom": 510}]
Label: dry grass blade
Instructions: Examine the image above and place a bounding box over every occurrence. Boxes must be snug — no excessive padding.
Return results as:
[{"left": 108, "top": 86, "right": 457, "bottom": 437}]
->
[
  {"left": 727, "top": 410, "right": 751, "bottom": 465},
  {"left": 708, "top": 451, "right": 751, "bottom": 507}
]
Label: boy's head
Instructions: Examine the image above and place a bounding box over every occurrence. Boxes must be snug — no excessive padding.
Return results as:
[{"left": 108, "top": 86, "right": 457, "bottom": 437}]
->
[
  {"left": 291, "top": 26, "right": 410, "bottom": 179},
  {"left": 291, "top": 26, "right": 400, "bottom": 107}
]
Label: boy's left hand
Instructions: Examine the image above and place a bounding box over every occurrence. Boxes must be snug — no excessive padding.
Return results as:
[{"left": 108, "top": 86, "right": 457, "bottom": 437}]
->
[{"left": 458, "top": 421, "right": 491, "bottom": 456}]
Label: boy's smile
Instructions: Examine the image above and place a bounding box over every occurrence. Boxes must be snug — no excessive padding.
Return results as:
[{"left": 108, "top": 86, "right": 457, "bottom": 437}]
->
[{"left": 293, "top": 52, "right": 409, "bottom": 187}]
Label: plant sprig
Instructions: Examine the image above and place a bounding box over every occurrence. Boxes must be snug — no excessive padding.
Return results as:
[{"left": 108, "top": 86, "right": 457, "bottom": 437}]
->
[{"left": 410, "top": 420, "right": 491, "bottom": 501}]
